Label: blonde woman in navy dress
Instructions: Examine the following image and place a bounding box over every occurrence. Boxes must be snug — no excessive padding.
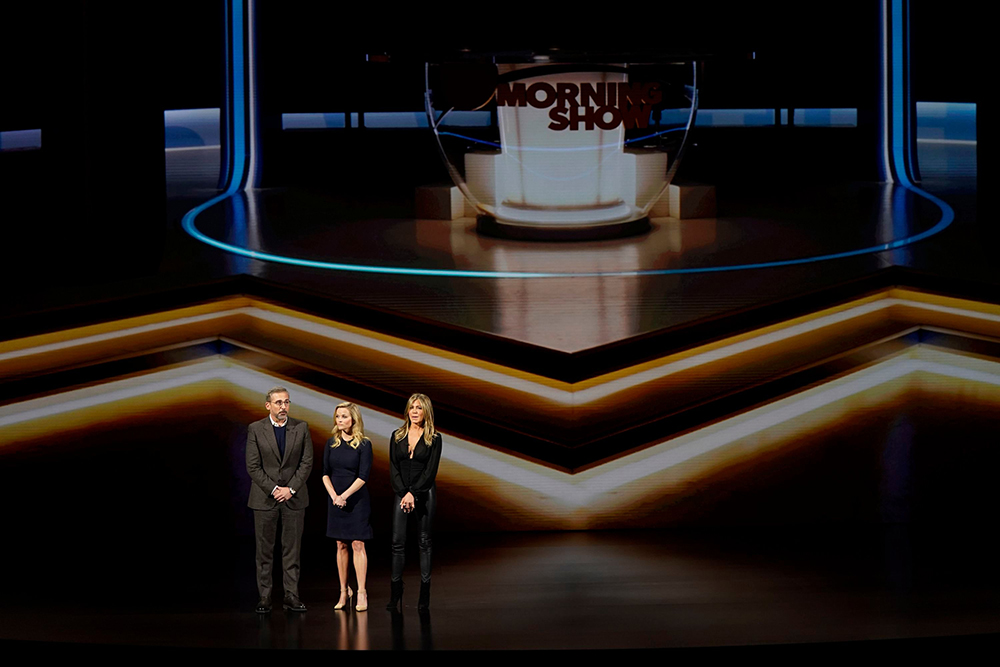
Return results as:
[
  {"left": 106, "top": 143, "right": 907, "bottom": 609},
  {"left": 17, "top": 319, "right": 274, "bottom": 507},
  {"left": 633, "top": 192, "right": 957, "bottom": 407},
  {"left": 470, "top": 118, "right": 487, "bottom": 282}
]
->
[
  {"left": 322, "top": 402, "right": 373, "bottom": 612},
  {"left": 386, "top": 393, "right": 442, "bottom": 611}
]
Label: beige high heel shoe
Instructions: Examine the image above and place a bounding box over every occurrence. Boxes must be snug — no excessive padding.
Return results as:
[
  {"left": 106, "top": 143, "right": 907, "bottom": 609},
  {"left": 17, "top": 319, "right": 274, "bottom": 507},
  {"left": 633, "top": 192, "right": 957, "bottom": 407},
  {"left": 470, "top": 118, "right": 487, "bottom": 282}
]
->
[
  {"left": 355, "top": 589, "right": 368, "bottom": 612},
  {"left": 334, "top": 586, "right": 353, "bottom": 610}
]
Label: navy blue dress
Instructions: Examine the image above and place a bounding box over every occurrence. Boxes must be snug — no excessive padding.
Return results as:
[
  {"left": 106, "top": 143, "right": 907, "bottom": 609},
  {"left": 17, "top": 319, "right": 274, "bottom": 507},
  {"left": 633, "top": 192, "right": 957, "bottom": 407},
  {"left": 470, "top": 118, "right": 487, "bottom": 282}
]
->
[{"left": 323, "top": 437, "right": 373, "bottom": 541}]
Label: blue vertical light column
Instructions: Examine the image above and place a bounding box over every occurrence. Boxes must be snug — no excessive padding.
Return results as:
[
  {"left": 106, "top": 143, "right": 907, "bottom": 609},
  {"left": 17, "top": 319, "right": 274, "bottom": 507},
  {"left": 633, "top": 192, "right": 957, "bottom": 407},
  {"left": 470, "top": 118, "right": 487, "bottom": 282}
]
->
[
  {"left": 218, "top": 0, "right": 231, "bottom": 188},
  {"left": 244, "top": 0, "right": 261, "bottom": 189},
  {"left": 880, "top": 0, "right": 918, "bottom": 186},
  {"left": 220, "top": 0, "right": 257, "bottom": 194},
  {"left": 876, "top": 0, "right": 954, "bottom": 266}
]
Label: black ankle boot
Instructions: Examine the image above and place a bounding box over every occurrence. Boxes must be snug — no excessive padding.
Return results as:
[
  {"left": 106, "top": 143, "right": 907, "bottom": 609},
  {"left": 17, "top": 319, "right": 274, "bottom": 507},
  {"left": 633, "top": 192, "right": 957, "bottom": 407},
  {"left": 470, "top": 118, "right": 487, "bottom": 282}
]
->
[
  {"left": 387, "top": 580, "right": 404, "bottom": 610},
  {"left": 418, "top": 580, "right": 431, "bottom": 610}
]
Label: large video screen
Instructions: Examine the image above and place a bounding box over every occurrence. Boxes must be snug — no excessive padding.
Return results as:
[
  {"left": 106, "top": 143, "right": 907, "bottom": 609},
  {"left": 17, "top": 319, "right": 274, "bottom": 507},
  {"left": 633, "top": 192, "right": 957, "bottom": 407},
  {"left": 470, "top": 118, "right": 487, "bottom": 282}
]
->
[{"left": 0, "top": 0, "right": 985, "bottom": 544}]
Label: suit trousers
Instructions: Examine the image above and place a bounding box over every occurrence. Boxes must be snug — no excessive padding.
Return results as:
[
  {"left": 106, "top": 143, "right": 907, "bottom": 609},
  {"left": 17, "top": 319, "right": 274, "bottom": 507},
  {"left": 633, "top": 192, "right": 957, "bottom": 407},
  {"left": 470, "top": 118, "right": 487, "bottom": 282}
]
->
[
  {"left": 254, "top": 503, "right": 305, "bottom": 600},
  {"left": 391, "top": 487, "right": 436, "bottom": 583}
]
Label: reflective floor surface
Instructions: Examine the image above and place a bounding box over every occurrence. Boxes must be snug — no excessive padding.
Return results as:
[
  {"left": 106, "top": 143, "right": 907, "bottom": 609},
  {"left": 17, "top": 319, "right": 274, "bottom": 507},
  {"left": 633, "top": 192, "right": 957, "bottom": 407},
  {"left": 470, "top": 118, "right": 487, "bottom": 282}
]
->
[{"left": 2, "top": 528, "right": 1000, "bottom": 652}]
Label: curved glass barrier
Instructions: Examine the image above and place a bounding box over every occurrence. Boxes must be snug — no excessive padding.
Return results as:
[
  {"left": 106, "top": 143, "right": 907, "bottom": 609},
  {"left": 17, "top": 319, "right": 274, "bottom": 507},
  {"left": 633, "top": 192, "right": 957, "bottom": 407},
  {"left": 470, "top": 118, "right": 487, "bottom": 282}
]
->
[{"left": 425, "top": 60, "right": 698, "bottom": 239}]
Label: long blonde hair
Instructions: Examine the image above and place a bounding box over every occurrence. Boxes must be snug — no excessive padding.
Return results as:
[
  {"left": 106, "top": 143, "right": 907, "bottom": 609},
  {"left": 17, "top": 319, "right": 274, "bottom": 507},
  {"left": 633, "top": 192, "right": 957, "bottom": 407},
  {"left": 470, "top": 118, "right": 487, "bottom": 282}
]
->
[
  {"left": 331, "top": 402, "right": 365, "bottom": 449},
  {"left": 393, "top": 393, "right": 436, "bottom": 445}
]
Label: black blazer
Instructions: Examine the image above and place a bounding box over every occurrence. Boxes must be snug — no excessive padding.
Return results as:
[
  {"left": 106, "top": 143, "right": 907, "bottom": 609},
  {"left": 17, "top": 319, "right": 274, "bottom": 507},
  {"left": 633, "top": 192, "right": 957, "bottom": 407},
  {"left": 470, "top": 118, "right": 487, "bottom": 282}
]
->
[
  {"left": 246, "top": 416, "right": 313, "bottom": 510},
  {"left": 389, "top": 431, "right": 442, "bottom": 497}
]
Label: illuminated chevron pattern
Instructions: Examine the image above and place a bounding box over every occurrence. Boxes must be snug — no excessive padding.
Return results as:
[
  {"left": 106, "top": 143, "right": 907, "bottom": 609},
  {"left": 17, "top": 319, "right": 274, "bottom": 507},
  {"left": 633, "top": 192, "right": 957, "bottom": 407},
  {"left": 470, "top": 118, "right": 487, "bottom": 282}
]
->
[{"left": 3, "top": 288, "right": 1000, "bottom": 528}]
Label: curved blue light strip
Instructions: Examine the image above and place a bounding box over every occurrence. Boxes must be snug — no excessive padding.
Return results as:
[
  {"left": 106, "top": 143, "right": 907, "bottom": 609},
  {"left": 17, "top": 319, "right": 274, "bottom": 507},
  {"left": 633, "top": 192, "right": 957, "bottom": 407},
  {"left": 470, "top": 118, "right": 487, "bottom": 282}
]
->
[{"left": 182, "top": 185, "right": 953, "bottom": 278}]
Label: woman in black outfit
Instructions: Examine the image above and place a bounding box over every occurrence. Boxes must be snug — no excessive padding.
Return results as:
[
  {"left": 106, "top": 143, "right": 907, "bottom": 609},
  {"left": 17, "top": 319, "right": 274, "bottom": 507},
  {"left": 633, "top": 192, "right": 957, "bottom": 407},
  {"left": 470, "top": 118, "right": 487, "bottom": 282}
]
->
[
  {"left": 387, "top": 393, "right": 442, "bottom": 611},
  {"left": 322, "top": 402, "right": 373, "bottom": 612}
]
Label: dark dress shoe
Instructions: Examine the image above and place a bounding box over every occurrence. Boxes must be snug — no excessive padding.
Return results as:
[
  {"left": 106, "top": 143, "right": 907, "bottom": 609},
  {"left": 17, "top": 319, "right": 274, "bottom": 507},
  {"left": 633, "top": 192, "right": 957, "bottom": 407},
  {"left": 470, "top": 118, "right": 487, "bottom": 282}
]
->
[
  {"left": 255, "top": 598, "right": 272, "bottom": 614},
  {"left": 283, "top": 594, "right": 307, "bottom": 612}
]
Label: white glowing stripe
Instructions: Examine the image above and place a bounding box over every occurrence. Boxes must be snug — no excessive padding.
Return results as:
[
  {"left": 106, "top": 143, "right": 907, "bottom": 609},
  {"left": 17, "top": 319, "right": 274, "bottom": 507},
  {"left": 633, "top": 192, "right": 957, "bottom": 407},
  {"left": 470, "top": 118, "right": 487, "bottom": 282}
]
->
[
  {"left": 578, "top": 294, "right": 1000, "bottom": 401},
  {"left": 0, "top": 359, "right": 581, "bottom": 502},
  {"left": 244, "top": 309, "right": 565, "bottom": 401},
  {"left": 0, "top": 299, "right": 897, "bottom": 401},
  {"left": 3, "top": 350, "right": 1000, "bottom": 507},
  {"left": 578, "top": 358, "right": 920, "bottom": 500},
  {"left": 6, "top": 297, "right": 1000, "bottom": 407},
  {"left": 578, "top": 353, "right": 1000, "bottom": 501},
  {"left": 893, "top": 299, "right": 1000, "bottom": 323},
  {"left": 431, "top": 445, "right": 584, "bottom": 504},
  {"left": 916, "top": 139, "right": 977, "bottom": 146},
  {"left": 916, "top": 360, "right": 1000, "bottom": 386},
  {"left": 204, "top": 364, "right": 406, "bottom": 439},
  {"left": 165, "top": 145, "right": 222, "bottom": 152},
  {"left": 0, "top": 306, "right": 562, "bottom": 402},
  {"left": 0, "top": 310, "right": 237, "bottom": 361},
  {"left": 0, "top": 364, "right": 228, "bottom": 427},
  {"left": 216, "top": 364, "right": 583, "bottom": 502},
  {"left": 577, "top": 299, "right": 895, "bottom": 401},
  {"left": 0, "top": 360, "right": 349, "bottom": 432}
]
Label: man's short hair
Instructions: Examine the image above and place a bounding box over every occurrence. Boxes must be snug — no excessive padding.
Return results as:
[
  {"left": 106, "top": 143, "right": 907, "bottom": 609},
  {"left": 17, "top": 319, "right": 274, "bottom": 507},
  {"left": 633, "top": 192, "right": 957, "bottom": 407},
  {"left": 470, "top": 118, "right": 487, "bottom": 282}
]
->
[{"left": 266, "top": 386, "right": 289, "bottom": 402}]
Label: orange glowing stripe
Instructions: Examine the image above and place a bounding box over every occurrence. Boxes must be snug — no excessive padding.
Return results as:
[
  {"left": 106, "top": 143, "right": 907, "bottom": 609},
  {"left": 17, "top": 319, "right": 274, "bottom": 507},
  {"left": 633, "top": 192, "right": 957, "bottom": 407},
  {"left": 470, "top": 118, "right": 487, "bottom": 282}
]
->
[{"left": 4, "top": 290, "right": 1000, "bottom": 408}]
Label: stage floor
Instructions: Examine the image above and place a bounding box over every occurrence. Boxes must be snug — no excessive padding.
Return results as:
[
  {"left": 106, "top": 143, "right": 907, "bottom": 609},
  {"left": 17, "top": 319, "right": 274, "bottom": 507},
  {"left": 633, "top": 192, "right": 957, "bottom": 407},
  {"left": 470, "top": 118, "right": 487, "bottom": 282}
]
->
[{"left": 3, "top": 528, "right": 1000, "bottom": 651}]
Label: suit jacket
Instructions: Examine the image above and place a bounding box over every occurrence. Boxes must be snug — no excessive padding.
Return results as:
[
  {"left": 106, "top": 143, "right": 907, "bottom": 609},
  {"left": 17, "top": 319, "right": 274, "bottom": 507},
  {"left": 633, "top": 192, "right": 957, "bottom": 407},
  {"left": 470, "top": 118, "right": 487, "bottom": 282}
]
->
[{"left": 246, "top": 416, "right": 313, "bottom": 511}]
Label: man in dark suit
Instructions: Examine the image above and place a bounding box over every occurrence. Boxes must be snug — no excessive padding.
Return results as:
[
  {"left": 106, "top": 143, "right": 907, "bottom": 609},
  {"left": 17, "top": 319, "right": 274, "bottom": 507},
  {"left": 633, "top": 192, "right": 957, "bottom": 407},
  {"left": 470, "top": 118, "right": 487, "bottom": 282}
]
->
[{"left": 246, "top": 386, "right": 314, "bottom": 613}]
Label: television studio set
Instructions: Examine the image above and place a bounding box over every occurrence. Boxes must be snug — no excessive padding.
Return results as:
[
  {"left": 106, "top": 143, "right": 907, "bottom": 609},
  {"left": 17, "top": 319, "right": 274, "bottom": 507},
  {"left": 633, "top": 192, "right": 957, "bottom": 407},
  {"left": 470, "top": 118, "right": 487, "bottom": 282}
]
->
[{"left": 0, "top": 0, "right": 995, "bottom": 656}]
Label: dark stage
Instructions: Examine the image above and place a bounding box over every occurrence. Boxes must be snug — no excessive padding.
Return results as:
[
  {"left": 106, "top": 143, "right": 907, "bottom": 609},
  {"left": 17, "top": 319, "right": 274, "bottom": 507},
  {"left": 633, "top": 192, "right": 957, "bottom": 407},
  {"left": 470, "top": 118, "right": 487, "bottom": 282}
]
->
[
  {"left": 4, "top": 528, "right": 1000, "bottom": 652},
  {"left": 5, "top": 528, "right": 1000, "bottom": 652}
]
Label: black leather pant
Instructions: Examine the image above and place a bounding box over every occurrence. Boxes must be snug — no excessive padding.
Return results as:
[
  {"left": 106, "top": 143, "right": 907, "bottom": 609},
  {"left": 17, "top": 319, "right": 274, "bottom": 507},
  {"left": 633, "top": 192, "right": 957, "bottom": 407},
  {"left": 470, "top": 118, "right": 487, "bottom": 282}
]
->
[{"left": 391, "top": 487, "right": 435, "bottom": 583}]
